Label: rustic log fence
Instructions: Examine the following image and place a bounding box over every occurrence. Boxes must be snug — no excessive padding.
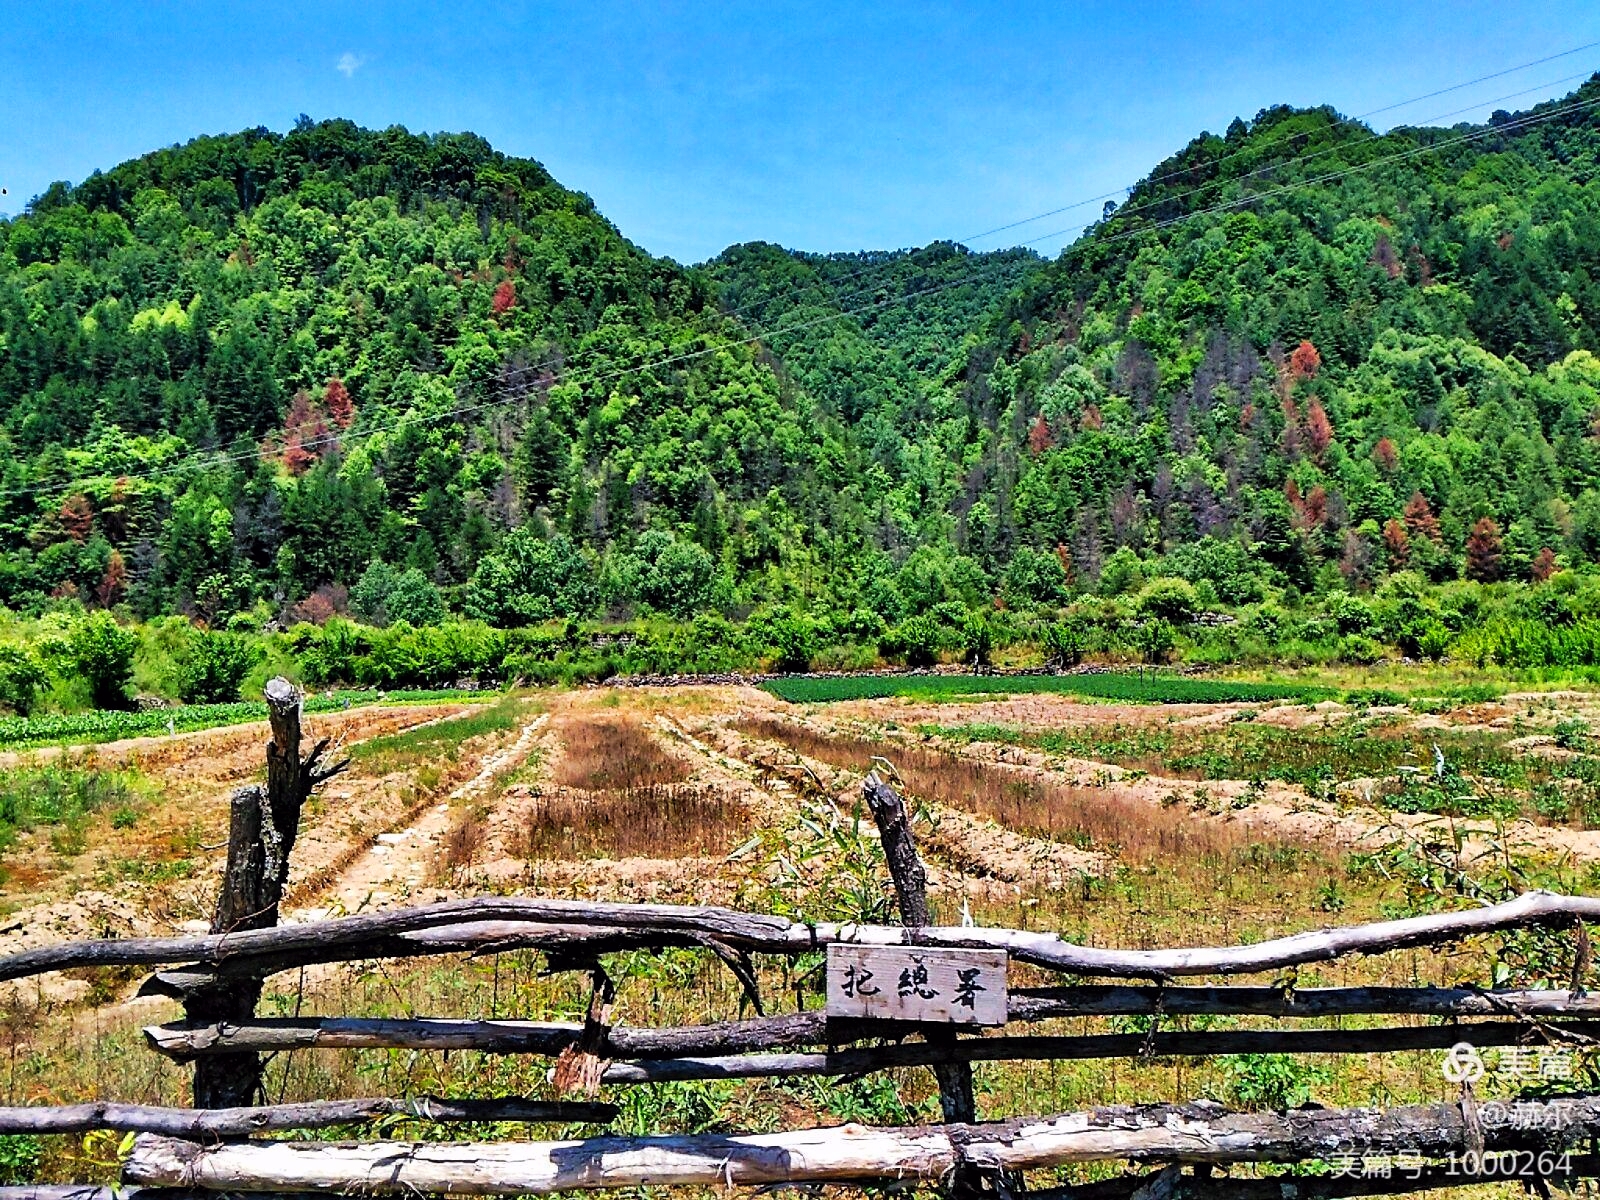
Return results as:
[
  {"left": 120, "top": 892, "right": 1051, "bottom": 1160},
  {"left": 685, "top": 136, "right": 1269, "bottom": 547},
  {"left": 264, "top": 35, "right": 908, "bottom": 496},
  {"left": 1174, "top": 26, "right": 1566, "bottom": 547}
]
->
[{"left": 0, "top": 678, "right": 1598, "bottom": 1197}]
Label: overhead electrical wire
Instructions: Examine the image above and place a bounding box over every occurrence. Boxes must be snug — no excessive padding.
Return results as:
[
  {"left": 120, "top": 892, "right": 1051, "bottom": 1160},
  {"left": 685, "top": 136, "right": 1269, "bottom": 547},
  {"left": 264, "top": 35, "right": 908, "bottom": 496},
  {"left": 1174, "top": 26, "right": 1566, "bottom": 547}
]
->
[{"left": 4, "top": 56, "right": 1599, "bottom": 501}]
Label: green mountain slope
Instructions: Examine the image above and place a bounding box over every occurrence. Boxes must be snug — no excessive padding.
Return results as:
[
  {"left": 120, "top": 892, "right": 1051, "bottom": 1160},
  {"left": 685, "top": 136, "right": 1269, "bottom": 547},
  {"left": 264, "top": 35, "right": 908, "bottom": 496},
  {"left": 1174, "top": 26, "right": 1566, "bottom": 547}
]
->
[{"left": 4, "top": 83, "right": 1600, "bottom": 672}]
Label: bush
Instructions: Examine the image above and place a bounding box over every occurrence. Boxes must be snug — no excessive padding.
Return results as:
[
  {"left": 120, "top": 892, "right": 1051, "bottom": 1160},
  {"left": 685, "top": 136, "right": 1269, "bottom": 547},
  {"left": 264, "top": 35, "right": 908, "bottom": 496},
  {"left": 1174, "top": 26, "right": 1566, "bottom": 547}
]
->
[
  {"left": 1131, "top": 618, "right": 1176, "bottom": 664},
  {"left": 69, "top": 611, "right": 137, "bottom": 709},
  {"left": 1555, "top": 716, "right": 1591, "bottom": 751},
  {"left": 385, "top": 569, "right": 446, "bottom": 627},
  {"left": 0, "top": 646, "right": 48, "bottom": 716},
  {"left": 1040, "top": 619, "right": 1087, "bottom": 667},
  {"left": 882, "top": 615, "right": 942, "bottom": 667},
  {"left": 760, "top": 611, "right": 818, "bottom": 673},
  {"left": 465, "top": 530, "right": 594, "bottom": 625},
  {"left": 1219, "top": 1054, "right": 1328, "bottom": 1111},
  {"left": 1136, "top": 577, "right": 1199, "bottom": 623},
  {"left": 959, "top": 614, "right": 994, "bottom": 666},
  {"left": 177, "top": 631, "right": 263, "bottom": 703},
  {"left": 1326, "top": 593, "right": 1377, "bottom": 637},
  {"left": 1099, "top": 547, "right": 1145, "bottom": 596},
  {"left": 1001, "top": 547, "right": 1071, "bottom": 608}
]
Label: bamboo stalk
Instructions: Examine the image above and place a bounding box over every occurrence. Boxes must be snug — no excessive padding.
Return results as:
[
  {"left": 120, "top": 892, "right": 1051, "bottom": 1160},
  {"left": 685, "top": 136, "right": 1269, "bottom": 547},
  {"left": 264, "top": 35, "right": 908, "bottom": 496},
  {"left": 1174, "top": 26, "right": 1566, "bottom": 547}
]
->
[{"left": 122, "top": 1096, "right": 1600, "bottom": 1195}]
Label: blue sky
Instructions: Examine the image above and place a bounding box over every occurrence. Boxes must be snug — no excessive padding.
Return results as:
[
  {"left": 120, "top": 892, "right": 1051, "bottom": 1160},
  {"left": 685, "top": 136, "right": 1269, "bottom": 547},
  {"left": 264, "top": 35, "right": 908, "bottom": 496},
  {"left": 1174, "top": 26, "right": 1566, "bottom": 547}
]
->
[{"left": 3, "top": 2, "right": 1599, "bottom": 263}]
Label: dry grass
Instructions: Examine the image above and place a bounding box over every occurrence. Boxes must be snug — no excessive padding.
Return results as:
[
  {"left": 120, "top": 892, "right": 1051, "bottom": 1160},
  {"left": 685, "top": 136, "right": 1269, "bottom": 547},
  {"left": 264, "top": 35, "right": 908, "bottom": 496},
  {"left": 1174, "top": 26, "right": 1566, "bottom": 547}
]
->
[
  {"left": 439, "top": 808, "right": 489, "bottom": 874},
  {"left": 516, "top": 783, "right": 748, "bottom": 860},
  {"left": 513, "top": 715, "right": 749, "bottom": 860},
  {"left": 737, "top": 716, "right": 1321, "bottom": 868},
  {"left": 554, "top": 717, "right": 692, "bottom": 790}
]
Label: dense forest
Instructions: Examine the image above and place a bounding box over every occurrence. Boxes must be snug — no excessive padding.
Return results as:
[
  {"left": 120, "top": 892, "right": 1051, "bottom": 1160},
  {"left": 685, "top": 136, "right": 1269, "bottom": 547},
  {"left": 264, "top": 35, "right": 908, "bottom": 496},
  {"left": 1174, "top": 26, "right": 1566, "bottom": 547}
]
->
[{"left": 6, "top": 81, "right": 1600, "bottom": 702}]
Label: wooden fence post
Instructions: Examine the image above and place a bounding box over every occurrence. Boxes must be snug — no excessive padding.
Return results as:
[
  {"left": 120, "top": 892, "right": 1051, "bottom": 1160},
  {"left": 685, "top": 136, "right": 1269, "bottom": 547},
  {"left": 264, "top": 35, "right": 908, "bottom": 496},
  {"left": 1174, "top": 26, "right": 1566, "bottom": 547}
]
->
[
  {"left": 186, "top": 678, "right": 348, "bottom": 1108},
  {"left": 861, "top": 773, "right": 977, "bottom": 1124}
]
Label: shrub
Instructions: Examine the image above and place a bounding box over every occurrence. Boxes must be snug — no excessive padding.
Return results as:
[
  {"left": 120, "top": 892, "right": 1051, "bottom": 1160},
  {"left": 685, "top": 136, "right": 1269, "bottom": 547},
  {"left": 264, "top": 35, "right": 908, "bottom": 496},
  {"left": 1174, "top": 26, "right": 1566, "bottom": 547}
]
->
[
  {"left": 1219, "top": 1054, "right": 1328, "bottom": 1111},
  {"left": 763, "top": 612, "right": 818, "bottom": 673},
  {"left": 69, "top": 611, "right": 137, "bottom": 709},
  {"left": 883, "top": 615, "right": 942, "bottom": 667},
  {"left": 1555, "top": 717, "right": 1591, "bottom": 751},
  {"left": 1040, "top": 619, "right": 1087, "bottom": 667},
  {"left": 1131, "top": 618, "right": 1176, "bottom": 664},
  {"left": 1136, "top": 578, "right": 1199, "bottom": 623},
  {"left": 177, "top": 631, "right": 263, "bottom": 703},
  {"left": 385, "top": 569, "right": 446, "bottom": 627},
  {"left": 0, "top": 646, "right": 48, "bottom": 716},
  {"left": 1001, "top": 547, "right": 1070, "bottom": 608},
  {"left": 959, "top": 613, "right": 994, "bottom": 666},
  {"left": 465, "top": 530, "right": 594, "bottom": 625},
  {"left": 1098, "top": 547, "right": 1145, "bottom": 596}
]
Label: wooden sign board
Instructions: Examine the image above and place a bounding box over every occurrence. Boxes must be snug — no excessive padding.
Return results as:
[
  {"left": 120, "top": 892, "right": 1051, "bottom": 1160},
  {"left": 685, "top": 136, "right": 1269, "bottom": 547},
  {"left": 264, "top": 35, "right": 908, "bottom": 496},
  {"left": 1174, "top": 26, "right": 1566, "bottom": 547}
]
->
[{"left": 824, "top": 945, "right": 1008, "bottom": 1026}]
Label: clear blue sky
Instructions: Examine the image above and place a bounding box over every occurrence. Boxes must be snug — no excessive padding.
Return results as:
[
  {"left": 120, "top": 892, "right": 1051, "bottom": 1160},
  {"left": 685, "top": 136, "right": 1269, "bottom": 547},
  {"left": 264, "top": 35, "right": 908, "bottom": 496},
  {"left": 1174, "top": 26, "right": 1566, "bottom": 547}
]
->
[{"left": 3, "top": 2, "right": 1599, "bottom": 263}]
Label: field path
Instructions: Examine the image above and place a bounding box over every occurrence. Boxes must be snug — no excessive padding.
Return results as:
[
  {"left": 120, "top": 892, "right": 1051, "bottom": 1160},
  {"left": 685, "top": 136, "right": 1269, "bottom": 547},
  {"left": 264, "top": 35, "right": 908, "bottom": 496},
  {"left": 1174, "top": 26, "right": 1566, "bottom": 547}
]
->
[{"left": 294, "top": 713, "right": 548, "bottom": 917}]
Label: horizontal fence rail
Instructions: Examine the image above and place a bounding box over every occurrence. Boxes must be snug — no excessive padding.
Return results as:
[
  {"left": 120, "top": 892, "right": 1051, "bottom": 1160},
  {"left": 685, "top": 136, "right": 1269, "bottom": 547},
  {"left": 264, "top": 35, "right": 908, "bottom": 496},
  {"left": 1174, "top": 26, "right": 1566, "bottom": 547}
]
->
[
  {"left": 146, "top": 985, "right": 1600, "bottom": 1060},
  {"left": 122, "top": 1095, "right": 1600, "bottom": 1195},
  {"left": 4, "top": 890, "right": 1598, "bottom": 985},
  {"left": 0, "top": 1098, "right": 614, "bottom": 1138}
]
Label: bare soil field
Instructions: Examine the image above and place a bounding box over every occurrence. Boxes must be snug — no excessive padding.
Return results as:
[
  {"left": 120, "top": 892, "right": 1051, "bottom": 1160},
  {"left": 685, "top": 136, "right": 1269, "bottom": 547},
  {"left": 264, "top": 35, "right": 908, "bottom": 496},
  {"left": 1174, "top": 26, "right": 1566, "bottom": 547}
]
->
[{"left": 8, "top": 678, "right": 1600, "bottom": 1191}]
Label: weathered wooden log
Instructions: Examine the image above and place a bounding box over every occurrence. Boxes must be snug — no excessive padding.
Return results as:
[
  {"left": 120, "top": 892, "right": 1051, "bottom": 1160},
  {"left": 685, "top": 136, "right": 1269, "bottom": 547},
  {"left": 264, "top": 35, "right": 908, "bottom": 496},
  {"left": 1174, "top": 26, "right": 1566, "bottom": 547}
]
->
[
  {"left": 121, "top": 1096, "right": 1600, "bottom": 1194},
  {"left": 189, "top": 678, "right": 350, "bottom": 1109},
  {"left": 0, "top": 1189, "right": 329, "bottom": 1200},
  {"left": 0, "top": 1097, "right": 613, "bottom": 1137},
  {"left": 862, "top": 771, "right": 976, "bottom": 1126},
  {"left": 145, "top": 986, "right": 1600, "bottom": 1060},
  {"left": 1032, "top": 1156, "right": 1600, "bottom": 1200},
  {"left": 7, "top": 891, "right": 1599, "bottom": 986},
  {"left": 594, "top": 1018, "right": 1600, "bottom": 1083}
]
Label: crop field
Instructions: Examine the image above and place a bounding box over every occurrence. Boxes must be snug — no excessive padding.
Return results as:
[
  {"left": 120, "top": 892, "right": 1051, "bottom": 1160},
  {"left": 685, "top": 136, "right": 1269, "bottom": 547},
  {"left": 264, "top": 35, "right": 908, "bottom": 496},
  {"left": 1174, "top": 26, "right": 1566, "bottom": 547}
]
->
[
  {"left": 0, "top": 688, "right": 501, "bottom": 750},
  {"left": 760, "top": 671, "right": 1327, "bottom": 705},
  {"left": 5, "top": 675, "right": 1600, "bottom": 1190}
]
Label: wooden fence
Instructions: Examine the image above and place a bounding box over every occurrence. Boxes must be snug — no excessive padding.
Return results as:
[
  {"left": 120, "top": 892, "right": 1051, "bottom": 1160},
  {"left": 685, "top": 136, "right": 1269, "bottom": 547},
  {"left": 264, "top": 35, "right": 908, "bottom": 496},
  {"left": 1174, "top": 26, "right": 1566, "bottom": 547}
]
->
[{"left": 1, "top": 679, "right": 1599, "bottom": 1198}]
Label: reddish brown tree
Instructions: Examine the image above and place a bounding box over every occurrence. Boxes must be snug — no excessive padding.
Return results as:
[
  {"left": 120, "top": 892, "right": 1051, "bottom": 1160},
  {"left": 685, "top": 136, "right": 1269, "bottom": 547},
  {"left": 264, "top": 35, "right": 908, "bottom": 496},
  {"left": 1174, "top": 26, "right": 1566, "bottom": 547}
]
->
[
  {"left": 324, "top": 378, "right": 354, "bottom": 430},
  {"left": 95, "top": 550, "right": 127, "bottom": 608},
  {"left": 59, "top": 493, "right": 93, "bottom": 543},
  {"left": 1465, "top": 517, "right": 1503, "bottom": 582},
  {"left": 492, "top": 279, "right": 517, "bottom": 316},
  {"left": 1306, "top": 399, "right": 1334, "bottom": 460},
  {"left": 1287, "top": 339, "right": 1322, "bottom": 382},
  {"left": 1531, "top": 546, "right": 1559, "bottom": 582},
  {"left": 1238, "top": 401, "right": 1256, "bottom": 430},
  {"left": 1372, "top": 437, "right": 1399, "bottom": 473},
  {"left": 280, "top": 390, "right": 331, "bottom": 475},
  {"left": 1403, "top": 491, "right": 1442, "bottom": 545},
  {"left": 1382, "top": 518, "right": 1410, "bottom": 568},
  {"left": 1054, "top": 542, "right": 1076, "bottom": 589},
  {"left": 1079, "top": 404, "right": 1103, "bottom": 431},
  {"left": 1028, "top": 414, "right": 1054, "bottom": 454},
  {"left": 1304, "top": 484, "right": 1328, "bottom": 530}
]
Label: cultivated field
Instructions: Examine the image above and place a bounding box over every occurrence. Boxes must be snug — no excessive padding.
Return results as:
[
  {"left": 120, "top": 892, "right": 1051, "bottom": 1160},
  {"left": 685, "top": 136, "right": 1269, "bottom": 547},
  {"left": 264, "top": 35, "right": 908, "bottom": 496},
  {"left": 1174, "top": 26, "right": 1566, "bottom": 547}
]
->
[{"left": 3, "top": 675, "right": 1599, "bottom": 1190}]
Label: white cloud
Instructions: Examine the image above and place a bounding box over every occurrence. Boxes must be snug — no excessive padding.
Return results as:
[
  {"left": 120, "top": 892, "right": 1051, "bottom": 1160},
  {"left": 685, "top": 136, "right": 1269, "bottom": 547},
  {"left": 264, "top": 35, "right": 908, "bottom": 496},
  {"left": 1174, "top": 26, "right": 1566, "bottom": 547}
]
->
[{"left": 336, "top": 52, "right": 364, "bottom": 78}]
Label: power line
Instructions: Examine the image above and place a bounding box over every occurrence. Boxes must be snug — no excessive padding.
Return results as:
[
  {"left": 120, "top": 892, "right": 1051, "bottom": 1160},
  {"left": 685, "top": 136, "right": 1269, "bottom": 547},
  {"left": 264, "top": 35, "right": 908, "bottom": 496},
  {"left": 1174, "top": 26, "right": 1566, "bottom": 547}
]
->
[{"left": 5, "top": 70, "right": 1599, "bottom": 502}]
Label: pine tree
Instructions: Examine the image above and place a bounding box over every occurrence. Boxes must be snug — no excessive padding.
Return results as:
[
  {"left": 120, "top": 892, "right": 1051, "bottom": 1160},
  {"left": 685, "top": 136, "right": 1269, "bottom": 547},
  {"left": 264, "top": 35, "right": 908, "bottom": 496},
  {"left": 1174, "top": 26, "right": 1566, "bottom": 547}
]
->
[
  {"left": 1465, "top": 517, "right": 1503, "bottom": 582},
  {"left": 1382, "top": 518, "right": 1410, "bottom": 567},
  {"left": 1403, "top": 492, "right": 1442, "bottom": 545}
]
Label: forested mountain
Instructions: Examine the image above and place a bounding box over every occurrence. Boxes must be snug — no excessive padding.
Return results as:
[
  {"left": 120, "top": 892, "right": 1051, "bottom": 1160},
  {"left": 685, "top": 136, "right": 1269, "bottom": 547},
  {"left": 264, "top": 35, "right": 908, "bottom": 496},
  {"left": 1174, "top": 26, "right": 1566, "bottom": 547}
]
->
[{"left": 6, "top": 80, "right": 1600, "bottom": 680}]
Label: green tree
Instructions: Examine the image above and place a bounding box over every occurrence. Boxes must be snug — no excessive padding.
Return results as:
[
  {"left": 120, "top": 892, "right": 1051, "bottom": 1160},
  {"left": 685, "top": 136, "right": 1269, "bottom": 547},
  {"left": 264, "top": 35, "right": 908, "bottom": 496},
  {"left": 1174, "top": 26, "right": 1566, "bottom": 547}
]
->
[
  {"left": 70, "top": 611, "right": 138, "bottom": 709},
  {"left": 177, "top": 630, "right": 263, "bottom": 703}
]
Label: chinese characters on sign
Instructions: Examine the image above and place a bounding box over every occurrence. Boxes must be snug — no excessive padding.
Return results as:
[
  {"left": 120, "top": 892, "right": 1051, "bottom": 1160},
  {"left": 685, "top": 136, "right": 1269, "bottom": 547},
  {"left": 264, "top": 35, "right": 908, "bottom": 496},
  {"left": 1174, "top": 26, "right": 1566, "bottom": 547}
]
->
[{"left": 825, "top": 945, "right": 1008, "bottom": 1025}]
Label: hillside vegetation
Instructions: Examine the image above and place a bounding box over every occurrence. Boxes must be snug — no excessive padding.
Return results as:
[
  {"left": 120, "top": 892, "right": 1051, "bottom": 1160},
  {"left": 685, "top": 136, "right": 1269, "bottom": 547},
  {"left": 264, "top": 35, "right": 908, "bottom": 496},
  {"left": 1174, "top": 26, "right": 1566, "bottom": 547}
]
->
[{"left": 6, "top": 84, "right": 1600, "bottom": 701}]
